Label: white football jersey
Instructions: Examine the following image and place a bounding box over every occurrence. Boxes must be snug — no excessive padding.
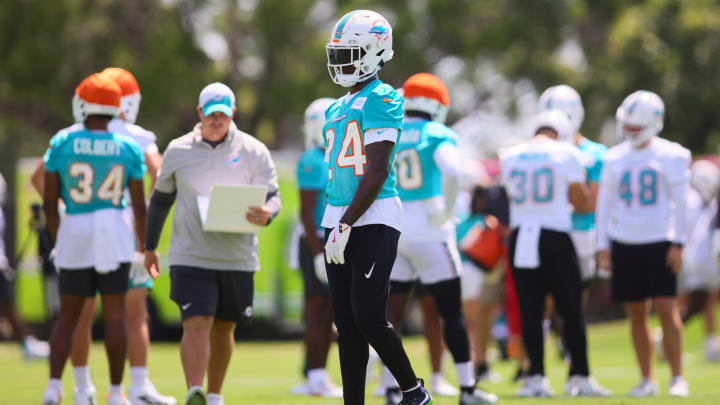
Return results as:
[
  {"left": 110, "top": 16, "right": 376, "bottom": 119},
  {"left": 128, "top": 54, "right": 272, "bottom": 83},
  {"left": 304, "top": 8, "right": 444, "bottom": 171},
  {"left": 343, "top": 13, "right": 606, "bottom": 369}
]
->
[
  {"left": 108, "top": 118, "right": 158, "bottom": 154},
  {"left": 596, "top": 138, "right": 690, "bottom": 249},
  {"left": 500, "top": 138, "right": 585, "bottom": 232}
]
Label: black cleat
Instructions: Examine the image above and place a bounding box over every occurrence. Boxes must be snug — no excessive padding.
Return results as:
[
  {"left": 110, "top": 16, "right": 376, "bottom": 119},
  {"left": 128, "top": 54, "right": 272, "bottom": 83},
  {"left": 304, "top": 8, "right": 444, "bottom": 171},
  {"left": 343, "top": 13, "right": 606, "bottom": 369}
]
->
[
  {"left": 399, "top": 379, "right": 433, "bottom": 405},
  {"left": 385, "top": 387, "right": 402, "bottom": 405}
]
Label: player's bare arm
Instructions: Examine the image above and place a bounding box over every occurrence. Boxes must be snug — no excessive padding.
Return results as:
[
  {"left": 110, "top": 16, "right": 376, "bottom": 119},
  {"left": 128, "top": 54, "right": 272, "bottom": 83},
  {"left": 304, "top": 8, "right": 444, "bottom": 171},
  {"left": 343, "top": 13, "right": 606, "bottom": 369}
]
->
[
  {"left": 144, "top": 150, "right": 162, "bottom": 191},
  {"left": 300, "top": 189, "right": 323, "bottom": 255},
  {"left": 568, "top": 182, "right": 589, "bottom": 211},
  {"left": 128, "top": 178, "right": 147, "bottom": 252},
  {"left": 31, "top": 160, "right": 45, "bottom": 196},
  {"left": 340, "top": 140, "right": 394, "bottom": 226},
  {"left": 42, "top": 171, "right": 61, "bottom": 243}
]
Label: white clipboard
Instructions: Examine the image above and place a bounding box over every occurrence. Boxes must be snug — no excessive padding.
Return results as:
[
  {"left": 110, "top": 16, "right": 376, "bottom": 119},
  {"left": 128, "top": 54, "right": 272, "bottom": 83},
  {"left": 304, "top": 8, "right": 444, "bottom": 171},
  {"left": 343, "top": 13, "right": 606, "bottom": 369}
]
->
[{"left": 197, "top": 184, "right": 268, "bottom": 234}]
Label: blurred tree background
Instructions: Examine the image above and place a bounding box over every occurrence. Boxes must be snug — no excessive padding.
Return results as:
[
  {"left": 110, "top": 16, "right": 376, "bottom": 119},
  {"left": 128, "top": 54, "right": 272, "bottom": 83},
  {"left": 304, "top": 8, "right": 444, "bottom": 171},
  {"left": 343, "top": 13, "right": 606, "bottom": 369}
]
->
[{"left": 2, "top": 0, "right": 720, "bottom": 200}]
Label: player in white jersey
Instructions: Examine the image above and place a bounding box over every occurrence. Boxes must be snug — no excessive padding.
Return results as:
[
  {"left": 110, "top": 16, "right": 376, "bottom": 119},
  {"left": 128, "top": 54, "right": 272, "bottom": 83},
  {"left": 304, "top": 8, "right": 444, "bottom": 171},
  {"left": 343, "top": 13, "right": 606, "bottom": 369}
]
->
[
  {"left": 501, "top": 109, "right": 609, "bottom": 398},
  {"left": 596, "top": 91, "right": 690, "bottom": 397},
  {"left": 382, "top": 73, "right": 497, "bottom": 405},
  {"left": 677, "top": 160, "right": 720, "bottom": 361},
  {"left": 32, "top": 68, "right": 173, "bottom": 405}
]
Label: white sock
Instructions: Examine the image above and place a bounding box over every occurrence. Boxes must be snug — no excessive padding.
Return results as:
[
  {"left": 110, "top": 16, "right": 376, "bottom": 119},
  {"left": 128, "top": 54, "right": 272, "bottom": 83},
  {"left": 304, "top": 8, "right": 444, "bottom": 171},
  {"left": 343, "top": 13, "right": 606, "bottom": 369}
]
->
[
  {"left": 381, "top": 365, "right": 398, "bottom": 389},
  {"left": 455, "top": 361, "right": 475, "bottom": 388},
  {"left": 73, "top": 366, "right": 92, "bottom": 390},
  {"left": 207, "top": 393, "right": 222, "bottom": 403},
  {"left": 187, "top": 386, "right": 204, "bottom": 399},
  {"left": 48, "top": 378, "right": 63, "bottom": 391},
  {"left": 129, "top": 367, "right": 148, "bottom": 391},
  {"left": 108, "top": 384, "right": 123, "bottom": 397},
  {"left": 307, "top": 368, "right": 326, "bottom": 385}
]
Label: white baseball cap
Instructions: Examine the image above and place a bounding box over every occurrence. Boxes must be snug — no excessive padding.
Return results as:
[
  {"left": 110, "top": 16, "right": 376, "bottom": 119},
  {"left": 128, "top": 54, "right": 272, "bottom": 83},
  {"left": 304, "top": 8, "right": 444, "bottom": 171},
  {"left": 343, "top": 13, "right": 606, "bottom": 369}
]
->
[{"left": 198, "top": 82, "right": 235, "bottom": 117}]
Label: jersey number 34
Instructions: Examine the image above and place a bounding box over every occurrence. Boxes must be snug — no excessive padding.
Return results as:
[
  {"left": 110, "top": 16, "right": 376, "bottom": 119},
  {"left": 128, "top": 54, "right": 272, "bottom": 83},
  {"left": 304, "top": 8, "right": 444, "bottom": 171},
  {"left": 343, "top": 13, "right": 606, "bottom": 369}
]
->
[{"left": 69, "top": 162, "right": 124, "bottom": 206}]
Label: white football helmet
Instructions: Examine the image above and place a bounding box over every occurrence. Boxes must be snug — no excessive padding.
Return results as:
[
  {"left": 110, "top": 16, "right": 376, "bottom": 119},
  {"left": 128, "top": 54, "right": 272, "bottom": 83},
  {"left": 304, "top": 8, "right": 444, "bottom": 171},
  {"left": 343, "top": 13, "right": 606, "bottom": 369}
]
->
[
  {"left": 538, "top": 85, "right": 584, "bottom": 134},
  {"left": 326, "top": 10, "right": 394, "bottom": 87},
  {"left": 616, "top": 90, "right": 664, "bottom": 148},
  {"left": 532, "top": 109, "right": 573, "bottom": 143},
  {"left": 303, "top": 97, "right": 335, "bottom": 149},
  {"left": 691, "top": 160, "right": 720, "bottom": 203}
]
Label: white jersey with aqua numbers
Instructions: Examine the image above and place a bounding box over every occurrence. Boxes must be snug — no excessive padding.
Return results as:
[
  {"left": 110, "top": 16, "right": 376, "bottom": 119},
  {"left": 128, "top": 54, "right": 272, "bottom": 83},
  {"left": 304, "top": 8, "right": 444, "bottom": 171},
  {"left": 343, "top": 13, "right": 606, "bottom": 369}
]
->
[
  {"left": 596, "top": 138, "right": 690, "bottom": 249},
  {"left": 500, "top": 138, "right": 586, "bottom": 232},
  {"left": 321, "top": 79, "right": 404, "bottom": 230}
]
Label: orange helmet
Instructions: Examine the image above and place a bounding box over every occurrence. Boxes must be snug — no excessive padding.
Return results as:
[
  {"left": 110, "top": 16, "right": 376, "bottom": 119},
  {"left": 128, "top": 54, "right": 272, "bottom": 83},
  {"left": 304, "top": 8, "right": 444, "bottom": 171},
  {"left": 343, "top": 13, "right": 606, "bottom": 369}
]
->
[
  {"left": 72, "top": 73, "right": 122, "bottom": 123},
  {"left": 101, "top": 67, "right": 142, "bottom": 123},
  {"left": 402, "top": 73, "right": 450, "bottom": 123}
]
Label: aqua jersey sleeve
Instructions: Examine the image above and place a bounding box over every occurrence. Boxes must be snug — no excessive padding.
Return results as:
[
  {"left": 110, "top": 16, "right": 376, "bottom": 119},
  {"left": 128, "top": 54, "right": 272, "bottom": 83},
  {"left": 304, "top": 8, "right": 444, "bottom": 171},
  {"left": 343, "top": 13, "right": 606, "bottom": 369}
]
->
[
  {"left": 44, "top": 131, "right": 71, "bottom": 173},
  {"left": 361, "top": 85, "right": 404, "bottom": 131},
  {"left": 297, "top": 148, "right": 328, "bottom": 190}
]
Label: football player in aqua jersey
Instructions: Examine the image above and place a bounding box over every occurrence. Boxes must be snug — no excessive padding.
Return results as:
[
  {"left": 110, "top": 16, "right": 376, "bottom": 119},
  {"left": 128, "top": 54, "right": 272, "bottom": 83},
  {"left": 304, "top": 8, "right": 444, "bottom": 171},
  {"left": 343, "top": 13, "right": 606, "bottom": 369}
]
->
[
  {"left": 41, "top": 73, "right": 147, "bottom": 405},
  {"left": 380, "top": 73, "right": 497, "bottom": 405},
  {"left": 31, "top": 68, "right": 174, "bottom": 405},
  {"left": 321, "top": 9, "right": 432, "bottom": 405},
  {"left": 290, "top": 97, "right": 343, "bottom": 398},
  {"left": 596, "top": 91, "right": 691, "bottom": 398}
]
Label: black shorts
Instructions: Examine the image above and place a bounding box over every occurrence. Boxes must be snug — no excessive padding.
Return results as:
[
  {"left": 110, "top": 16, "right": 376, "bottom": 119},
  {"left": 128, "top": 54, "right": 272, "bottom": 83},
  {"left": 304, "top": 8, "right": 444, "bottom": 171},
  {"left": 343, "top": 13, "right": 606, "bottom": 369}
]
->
[
  {"left": 299, "top": 236, "right": 330, "bottom": 298},
  {"left": 611, "top": 240, "right": 676, "bottom": 302},
  {"left": 58, "top": 263, "right": 131, "bottom": 297},
  {"left": 170, "top": 265, "right": 254, "bottom": 324}
]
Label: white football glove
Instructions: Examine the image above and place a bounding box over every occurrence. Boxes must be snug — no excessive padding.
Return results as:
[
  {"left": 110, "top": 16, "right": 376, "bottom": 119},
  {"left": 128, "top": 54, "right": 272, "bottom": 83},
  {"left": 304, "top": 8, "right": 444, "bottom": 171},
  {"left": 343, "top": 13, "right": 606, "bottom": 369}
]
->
[
  {"left": 325, "top": 222, "right": 351, "bottom": 265},
  {"left": 712, "top": 229, "right": 720, "bottom": 268},
  {"left": 313, "top": 253, "right": 328, "bottom": 284}
]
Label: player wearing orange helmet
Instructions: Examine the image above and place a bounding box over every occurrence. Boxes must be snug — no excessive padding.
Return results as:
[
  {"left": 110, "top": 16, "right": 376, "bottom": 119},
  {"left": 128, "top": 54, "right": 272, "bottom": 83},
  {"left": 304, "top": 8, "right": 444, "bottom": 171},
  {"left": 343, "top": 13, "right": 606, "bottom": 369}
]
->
[
  {"left": 380, "top": 73, "right": 498, "bottom": 405},
  {"left": 42, "top": 73, "right": 147, "bottom": 405}
]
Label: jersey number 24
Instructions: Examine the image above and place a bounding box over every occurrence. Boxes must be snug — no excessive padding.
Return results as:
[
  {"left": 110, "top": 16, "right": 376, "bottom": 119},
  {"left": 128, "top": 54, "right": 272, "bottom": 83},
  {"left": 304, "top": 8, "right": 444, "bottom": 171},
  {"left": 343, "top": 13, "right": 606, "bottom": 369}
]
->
[{"left": 325, "top": 121, "right": 366, "bottom": 180}]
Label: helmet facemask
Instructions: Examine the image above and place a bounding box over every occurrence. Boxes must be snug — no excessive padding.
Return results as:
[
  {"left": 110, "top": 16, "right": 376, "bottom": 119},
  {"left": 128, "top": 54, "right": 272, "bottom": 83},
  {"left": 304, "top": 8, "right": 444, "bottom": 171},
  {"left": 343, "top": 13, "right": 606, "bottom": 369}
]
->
[{"left": 327, "top": 44, "right": 386, "bottom": 88}]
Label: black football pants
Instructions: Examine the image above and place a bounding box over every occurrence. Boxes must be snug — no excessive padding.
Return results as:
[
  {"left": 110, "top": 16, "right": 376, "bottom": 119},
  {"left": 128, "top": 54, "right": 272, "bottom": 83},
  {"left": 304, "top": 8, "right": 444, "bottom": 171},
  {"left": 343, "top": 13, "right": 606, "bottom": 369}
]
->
[
  {"left": 509, "top": 228, "right": 590, "bottom": 377},
  {"left": 325, "top": 224, "right": 418, "bottom": 405}
]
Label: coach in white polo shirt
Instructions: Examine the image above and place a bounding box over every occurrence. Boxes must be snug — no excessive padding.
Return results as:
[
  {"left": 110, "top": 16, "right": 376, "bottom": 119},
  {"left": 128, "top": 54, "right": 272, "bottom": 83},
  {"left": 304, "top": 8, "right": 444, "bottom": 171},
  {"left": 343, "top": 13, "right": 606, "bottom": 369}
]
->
[{"left": 144, "top": 82, "right": 281, "bottom": 405}]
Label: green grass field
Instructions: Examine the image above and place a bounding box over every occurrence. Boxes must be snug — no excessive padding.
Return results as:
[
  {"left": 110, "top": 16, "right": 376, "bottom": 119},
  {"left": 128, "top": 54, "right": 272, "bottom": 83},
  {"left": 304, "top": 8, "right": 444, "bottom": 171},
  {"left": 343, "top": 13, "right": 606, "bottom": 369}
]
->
[{"left": 1, "top": 318, "right": 719, "bottom": 404}]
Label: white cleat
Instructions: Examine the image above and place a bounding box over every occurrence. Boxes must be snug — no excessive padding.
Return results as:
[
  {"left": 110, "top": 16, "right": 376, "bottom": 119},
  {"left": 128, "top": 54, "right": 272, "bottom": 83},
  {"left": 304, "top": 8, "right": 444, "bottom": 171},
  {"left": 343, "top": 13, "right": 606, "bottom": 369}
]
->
[
  {"left": 206, "top": 394, "right": 224, "bottom": 405},
  {"left": 516, "top": 374, "right": 554, "bottom": 397},
  {"left": 668, "top": 377, "right": 689, "bottom": 398},
  {"left": 129, "top": 381, "right": 177, "bottom": 405},
  {"left": 564, "top": 375, "right": 611, "bottom": 397},
  {"left": 289, "top": 381, "right": 310, "bottom": 396},
  {"left": 459, "top": 388, "right": 498, "bottom": 404},
  {"left": 430, "top": 374, "right": 458, "bottom": 397},
  {"left": 705, "top": 336, "right": 720, "bottom": 362},
  {"left": 73, "top": 386, "right": 97, "bottom": 405},
  {"left": 22, "top": 335, "right": 50, "bottom": 360},
  {"left": 43, "top": 385, "right": 63, "bottom": 405},
  {"left": 628, "top": 379, "right": 659, "bottom": 397},
  {"left": 307, "top": 377, "right": 343, "bottom": 398},
  {"left": 108, "top": 393, "right": 131, "bottom": 405}
]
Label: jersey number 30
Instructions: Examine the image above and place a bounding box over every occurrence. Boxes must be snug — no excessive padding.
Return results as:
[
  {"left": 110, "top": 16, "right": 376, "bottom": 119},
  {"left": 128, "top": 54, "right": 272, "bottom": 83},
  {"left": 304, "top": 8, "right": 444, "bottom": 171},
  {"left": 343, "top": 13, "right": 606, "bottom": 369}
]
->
[
  {"left": 69, "top": 162, "right": 124, "bottom": 206},
  {"left": 325, "top": 121, "right": 366, "bottom": 180},
  {"left": 509, "top": 168, "right": 553, "bottom": 204}
]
